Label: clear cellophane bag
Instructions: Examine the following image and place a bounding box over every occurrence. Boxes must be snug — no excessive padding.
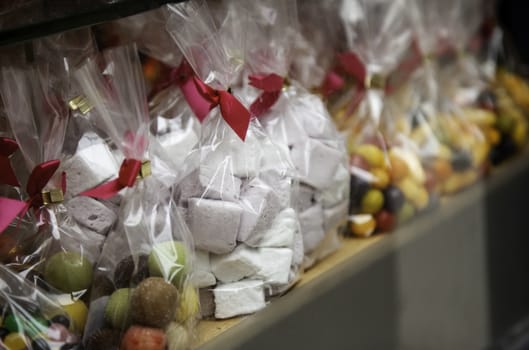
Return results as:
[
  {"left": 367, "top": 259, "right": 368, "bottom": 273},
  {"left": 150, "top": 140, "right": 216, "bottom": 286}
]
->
[
  {"left": 407, "top": 0, "right": 491, "bottom": 195},
  {"left": 75, "top": 45, "right": 197, "bottom": 349},
  {"left": 165, "top": 0, "right": 303, "bottom": 319},
  {"left": 1, "top": 60, "right": 102, "bottom": 341},
  {"left": 333, "top": 0, "right": 437, "bottom": 238},
  {"left": 226, "top": 0, "right": 348, "bottom": 267}
]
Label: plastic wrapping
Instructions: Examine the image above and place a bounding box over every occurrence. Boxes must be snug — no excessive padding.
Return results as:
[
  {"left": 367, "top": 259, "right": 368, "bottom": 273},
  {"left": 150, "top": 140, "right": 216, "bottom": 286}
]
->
[
  {"left": 433, "top": 0, "right": 528, "bottom": 166},
  {"left": 31, "top": 28, "right": 109, "bottom": 157},
  {"left": 291, "top": 0, "right": 345, "bottom": 91},
  {"left": 75, "top": 45, "right": 197, "bottom": 348},
  {"left": 166, "top": 0, "right": 303, "bottom": 319},
  {"left": 227, "top": 0, "right": 348, "bottom": 267},
  {"left": 0, "top": 264, "right": 81, "bottom": 349},
  {"left": 96, "top": 8, "right": 204, "bottom": 173},
  {"left": 407, "top": 0, "right": 491, "bottom": 195},
  {"left": 330, "top": 0, "right": 435, "bottom": 238},
  {"left": 0, "top": 62, "right": 102, "bottom": 342}
]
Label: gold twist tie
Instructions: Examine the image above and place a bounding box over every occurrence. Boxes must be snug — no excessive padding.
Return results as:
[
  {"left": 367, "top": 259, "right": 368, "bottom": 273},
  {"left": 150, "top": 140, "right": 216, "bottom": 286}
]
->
[
  {"left": 69, "top": 95, "right": 93, "bottom": 115},
  {"left": 137, "top": 160, "right": 152, "bottom": 179},
  {"left": 41, "top": 189, "right": 64, "bottom": 205},
  {"left": 365, "top": 73, "right": 386, "bottom": 90}
]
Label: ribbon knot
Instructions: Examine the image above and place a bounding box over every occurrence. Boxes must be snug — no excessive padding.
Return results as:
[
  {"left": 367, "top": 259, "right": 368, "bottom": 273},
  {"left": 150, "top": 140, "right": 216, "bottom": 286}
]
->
[
  {"left": 330, "top": 42, "right": 423, "bottom": 114},
  {"left": 192, "top": 76, "right": 251, "bottom": 141},
  {"left": 118, "top": 159, "right": 143, "bottom": 188},
  {"left": 81, "top": 158, "right": 148, "bottom": 200},
  {"left": 248, "top": 73, "right": 285, "bottom": 117},
  {"left": 0, "top": 137, "right": 20, "bottom": 187},
  {"left": 0, "top": 160, "right": 63, "bottom": 234}
]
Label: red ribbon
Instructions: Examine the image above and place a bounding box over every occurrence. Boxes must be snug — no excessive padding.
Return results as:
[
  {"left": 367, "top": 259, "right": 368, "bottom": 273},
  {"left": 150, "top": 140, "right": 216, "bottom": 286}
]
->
[
  {"left": 336, "top": 52, "right": 369, "bottom": 114},
  {"left": 81, "top": 158, "right": 142, "bottom": 200},
  {"left": 321, "top": 39, "right": 425, "bottom": 101},
  {"left": 0, "top": 137, "right": 20, "bottom": 187},
  {"left": 0, "top": 160, "right": 64, "bottom": 234},
  {"left": 192, "top": 76, "right": 251, "bottom": 141},
  {"left": 149, "top": 60, "right": 212, "bottom": 123},
  {"left": 333, "top": 41, "right": 423, "bottom": 114},
  {"left": 249, "top": 73, "right": 284, "bottom": 117},
  {"left": 321, "top": 70, "right": 345, "bottom": 98}
]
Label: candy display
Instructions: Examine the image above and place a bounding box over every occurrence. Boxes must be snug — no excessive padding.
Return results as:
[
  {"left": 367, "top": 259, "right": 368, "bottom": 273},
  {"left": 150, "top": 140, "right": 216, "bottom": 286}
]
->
[
  {"left": 165, "top": 0, "right": 302, "bottom": 318},
  {"left": 0, "top": 0, "right": 528, "bottom": 345},
  {"left": 74, "top": 45, "right": 197, "bottom": 347}
]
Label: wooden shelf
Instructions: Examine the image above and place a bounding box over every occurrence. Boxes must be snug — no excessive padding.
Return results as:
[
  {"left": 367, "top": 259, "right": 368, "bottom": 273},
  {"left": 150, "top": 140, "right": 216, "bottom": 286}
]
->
[
  {"left": 194, "top": 235, "right": 385, "bottom": 347},
  {"left": 193, "top": 150, "right": 529, "bottom": 350}
]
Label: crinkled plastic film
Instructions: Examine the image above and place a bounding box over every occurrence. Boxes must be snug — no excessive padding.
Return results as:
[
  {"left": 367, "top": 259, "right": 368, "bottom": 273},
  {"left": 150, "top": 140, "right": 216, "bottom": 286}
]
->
[
  {"left": 407, "top": 0, "right": 492, "bottom": 196},
  {"left": 291, "top": 0, "right": 345, "bottom": 90},
  {"left": 228, "top": 0, "right": 348, "bottom": 267},
  {"left": 75, "top": 45, "right": 197, "bottom": 348},
  {"left": 0, "top": 64, "right": 101, "bottom": 346},
  {"left": 331, "top": 0, "right": 438, "bottom": 238},
  {"left": 0, "top": 265, "right": 81, "bottom": 349},
  {"left": 434, "top": 0, "right": 529, "bottom": 165},
  {"left": 166, "top": 0, "right": 303, "bottom": 319}
]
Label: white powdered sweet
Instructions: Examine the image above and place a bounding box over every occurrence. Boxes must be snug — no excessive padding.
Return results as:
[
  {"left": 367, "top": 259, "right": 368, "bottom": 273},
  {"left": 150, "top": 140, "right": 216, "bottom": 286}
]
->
[
  {"left": 62, "top": 141, "right": 118, "bottom": 198},
  {"left": 210, "top": 245, "right": 261, "bottom": 283},
  {"left": 66, "top": 196, "right": 117, "bottom": 235},
  {"left": 299, "top": 204, "right": 325, "bottom": 253},
  {"left": 187, "top": 198, "right": 242, "bottom": 254},
  {"left": 213, "top": 280, "right": 266, "bottom": 319}
]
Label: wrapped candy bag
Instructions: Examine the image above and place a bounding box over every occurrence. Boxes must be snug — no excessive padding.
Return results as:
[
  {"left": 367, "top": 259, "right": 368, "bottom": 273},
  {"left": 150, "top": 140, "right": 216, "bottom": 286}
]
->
[
  {"left": 436, "top": 0, "right": 528, "bottom": 166},
  {"left": 408, "top": 0, "right": 490, "bottom": 195},
  {"left": 0, "top": 264, "right": 81, "bottom": 349},
  {"left": 332, "top": 0, "right": 434, "bottom": 237},
  {"left": 0, "top": 63, "right": 102, "bottom": 338},
  {"left": 229, "top": 0, "right": 349, "bottom": 266},
  {"left": 166, "top": 0, "right": 303, "bottom": 319},
  {"left": 75, "top": 45, "right": 197, "bottom": 349}
]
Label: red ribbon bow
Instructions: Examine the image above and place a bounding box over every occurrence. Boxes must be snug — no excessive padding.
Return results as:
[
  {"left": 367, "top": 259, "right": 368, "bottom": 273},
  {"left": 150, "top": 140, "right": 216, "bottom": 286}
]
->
[
  {"left": 321, "top": 70, "right": 346, "bottom": 98},
  {"left": 329, "top": 41, "right": 423, "bottom": 114},
  {"left": 149, "top": 60, "right": 213, "bottom": 124},
  {"left": 336, "top": 52, "right": 370, "bottom": 114},
  {"left": 192, "top": 76, "right": 251, "bottom": 141},
  {"left": 81, "top": 158, "right": 143, "bottom": 200},
  {"left": 0, "top": 160, "right": 64, "bottom": 234},
  {"left": 248, "top": 73, "right": 284, "bottom": 117},
  {"left": 0, "top": 137, "right": 20, "bottom": 187}
]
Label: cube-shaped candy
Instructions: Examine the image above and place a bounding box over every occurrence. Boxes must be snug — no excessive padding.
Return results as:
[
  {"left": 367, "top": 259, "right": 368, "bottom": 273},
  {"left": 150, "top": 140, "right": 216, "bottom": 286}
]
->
[
  {"left": 237, "top": 179, "right": 281, "bottom": 244},
  {"left": 66, "top": 196, "right": 117, "bottom": 235},
  {"left": 62, "top": 142, "right": 118, "bottom": 198},
  {"left": 299, "top": 204, "right": 325, "bottom": 253},
  {"left": 210, "top": 245, "right": 261, "bottom": 283},
  {"left": 188, "top": 198, "right": 242, "bottom": 254},
  {"left": 291, "top": 139, "right": 343, "bottom": 190},
  {"left": 248, "top": 208, "right": 298, "bottom": 248},
  {"left": 253, "top": 248, "right": 293, "bottom": 285},
  {"left": 213, "top": 280, "right": 266, "bottom": 319}
]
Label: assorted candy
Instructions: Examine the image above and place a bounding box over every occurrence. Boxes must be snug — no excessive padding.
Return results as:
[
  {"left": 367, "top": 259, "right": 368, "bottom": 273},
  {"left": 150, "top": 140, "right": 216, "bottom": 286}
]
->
[{"left": 1, "top": 0, "right": 529, "bottom": 346}]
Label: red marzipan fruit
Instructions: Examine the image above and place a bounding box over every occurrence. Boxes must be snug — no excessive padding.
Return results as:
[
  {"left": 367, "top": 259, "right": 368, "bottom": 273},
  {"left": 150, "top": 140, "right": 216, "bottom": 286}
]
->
[
  {"left": 120, "top": 326, "right": 166, "bottom": 350},
  {"left": 375, "top": 210, "right": 396, "bottom": 232}
]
